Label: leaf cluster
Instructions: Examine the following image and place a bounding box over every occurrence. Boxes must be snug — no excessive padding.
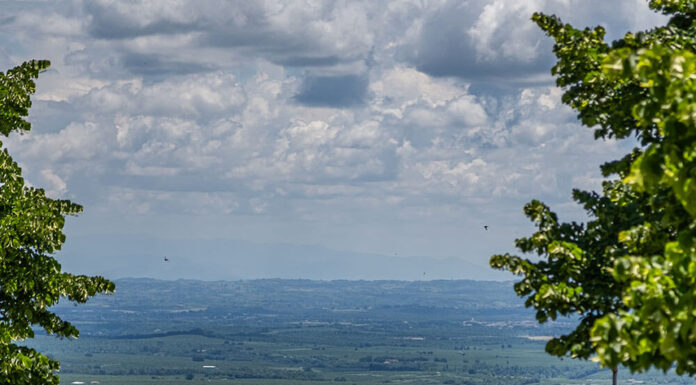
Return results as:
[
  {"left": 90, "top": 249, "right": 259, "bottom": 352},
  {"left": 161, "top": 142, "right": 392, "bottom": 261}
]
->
[
  {"left": 0, "top": 61, "right": 114, "bottom": 384},
  {"left": 491, "top": 181, "right": 658, "bottom": 361},
  {"left": 492, "top": 0, "right": 696, "bottom": 375}
]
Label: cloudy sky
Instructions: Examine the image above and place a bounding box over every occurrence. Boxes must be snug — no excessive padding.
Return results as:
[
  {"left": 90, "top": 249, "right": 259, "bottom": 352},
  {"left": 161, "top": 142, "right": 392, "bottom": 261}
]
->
[{"left": 0, "top": 0, "right": 666, "bottom": 281}]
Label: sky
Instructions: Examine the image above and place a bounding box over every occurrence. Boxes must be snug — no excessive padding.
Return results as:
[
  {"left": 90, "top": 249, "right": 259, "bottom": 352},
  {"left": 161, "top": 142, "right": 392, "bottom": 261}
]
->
[{"left": 0, "top": 0, "right": 667, "bottom": 281}]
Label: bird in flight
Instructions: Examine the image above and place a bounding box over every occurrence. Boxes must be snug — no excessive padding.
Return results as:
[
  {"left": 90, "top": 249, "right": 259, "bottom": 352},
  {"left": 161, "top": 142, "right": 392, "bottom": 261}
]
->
[
  {"left": 164, "top": 256, "right": 169, "bottom": 262},
  {"left": 484, "top": 225, "right": 488, "bottom": 231}
]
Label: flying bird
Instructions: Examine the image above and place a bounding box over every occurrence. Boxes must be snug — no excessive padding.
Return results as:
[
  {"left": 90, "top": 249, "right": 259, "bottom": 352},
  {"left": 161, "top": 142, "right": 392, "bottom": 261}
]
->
[
  {"left": 164, "top": 256, "right": 169, "bottom": 262},
  {"left": 484, "top": 225, "right": 488, "bottom": 231}
]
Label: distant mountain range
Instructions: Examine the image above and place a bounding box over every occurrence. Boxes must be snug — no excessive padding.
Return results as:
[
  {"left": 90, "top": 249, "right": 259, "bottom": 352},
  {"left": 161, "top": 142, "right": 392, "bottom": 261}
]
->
[{"left": 57, "top": 235, "right": 511, "bottom": 281}]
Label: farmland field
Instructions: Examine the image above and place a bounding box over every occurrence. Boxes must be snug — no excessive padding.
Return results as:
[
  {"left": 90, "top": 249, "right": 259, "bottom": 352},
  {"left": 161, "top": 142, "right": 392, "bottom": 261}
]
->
[{"left": 27, "top": 279, "right": 691, "bottom": 385}]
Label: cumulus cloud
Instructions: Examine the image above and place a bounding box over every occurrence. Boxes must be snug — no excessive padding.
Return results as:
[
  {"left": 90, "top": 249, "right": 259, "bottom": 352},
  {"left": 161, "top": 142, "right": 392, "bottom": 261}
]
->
[
  {"left": 397, "top": 0, "right": 666, "bottom": 82},
  {"left": 0, "top": 0, "right": 664, "bottom": 269},
  {"left": 4, "top": 55, "right": 631, "bottom": 223},
  {"left": 80, "top": 1, "right": 375, "bottom": 76}
]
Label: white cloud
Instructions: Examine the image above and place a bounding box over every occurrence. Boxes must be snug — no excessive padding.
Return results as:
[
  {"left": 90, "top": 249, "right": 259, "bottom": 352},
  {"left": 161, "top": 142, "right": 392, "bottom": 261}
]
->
[
  {"left": 0, "top": 0, "right": 662, "bottom": 273},
  {"left": 447, "top": 96, "right": 488, "bottom": 126},
  {"left": 40, "top": 169, "right": 68, "bottom": 197},
  {"left": 371, "top": 67, "right": 463, "bottom": 108},
  {"left": 468, "top": 0, "right": 544, "bottom": 63},
  {"left": 284, "top": 120, "right": 338, "bottom": 148}
]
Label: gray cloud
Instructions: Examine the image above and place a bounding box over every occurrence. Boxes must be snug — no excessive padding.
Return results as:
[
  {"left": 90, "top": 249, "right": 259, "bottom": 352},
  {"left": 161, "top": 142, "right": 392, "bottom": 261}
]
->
[
  {"left": 276, "top": 56, "right": 342, "bottom": 67},
  {"left": 397, "top": 0, "right": 666, "bottom": 84},
  {"left": 81, "top": 0, "right": 374, "bottom": 78},
  {"left": 294, "top": 74, "right": 368, "bottom": 107},
  {"left": 84, "top": 1, "right": 199, "bottom": 40},
  {"left": 120, "top": 53, "right": 214, "bottom": 77},
  {"left": 399, "top": 1, "right": 554, "bottom": 81}
]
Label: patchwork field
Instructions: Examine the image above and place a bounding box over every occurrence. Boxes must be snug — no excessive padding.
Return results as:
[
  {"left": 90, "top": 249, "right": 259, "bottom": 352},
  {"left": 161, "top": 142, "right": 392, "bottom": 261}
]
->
[{"left": 26, "top": 279, "right": 691, "bottom": 385}]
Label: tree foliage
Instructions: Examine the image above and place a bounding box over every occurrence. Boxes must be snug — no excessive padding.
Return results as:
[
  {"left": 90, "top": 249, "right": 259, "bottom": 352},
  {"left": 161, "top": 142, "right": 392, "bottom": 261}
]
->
[
  {"left": 0, "top": 60, "right": 114, "bottom": 384},
  {"left": 492, "top": 0, "right": 696, "bottom": 376}
]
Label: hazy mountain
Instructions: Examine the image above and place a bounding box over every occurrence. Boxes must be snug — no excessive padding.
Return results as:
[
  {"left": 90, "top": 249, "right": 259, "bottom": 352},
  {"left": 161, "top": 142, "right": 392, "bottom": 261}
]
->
[{"left": 57, "top": 235, "right": 509, "bottom": 281}]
